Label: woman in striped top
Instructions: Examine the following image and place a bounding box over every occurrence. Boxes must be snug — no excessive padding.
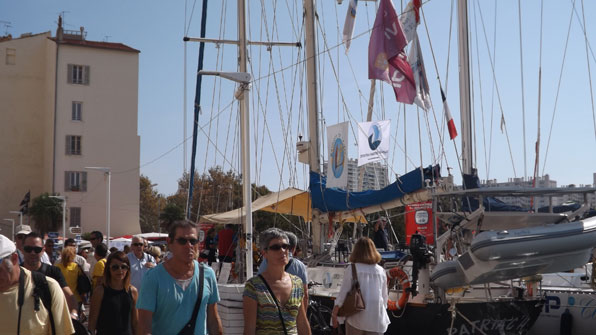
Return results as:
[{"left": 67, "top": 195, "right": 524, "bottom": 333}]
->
[{"left": 243, "top": 228, "right": 310, "bottom": 335}]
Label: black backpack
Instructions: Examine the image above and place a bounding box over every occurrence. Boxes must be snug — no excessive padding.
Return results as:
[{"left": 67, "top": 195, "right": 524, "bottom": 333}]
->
[{"left": 18, "top": 268, "right": 56, "bottom": 335}]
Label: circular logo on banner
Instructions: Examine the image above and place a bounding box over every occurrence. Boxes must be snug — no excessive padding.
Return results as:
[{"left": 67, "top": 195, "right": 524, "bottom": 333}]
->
[
  {"left": 330, "top": 137, "right": 345, "bottom": 178},
  {"left": 368, "top": 124, "right": 382, "bottom": 150},
  {"left": 415, "top": 210, "right": 429, "bottom": 224}
]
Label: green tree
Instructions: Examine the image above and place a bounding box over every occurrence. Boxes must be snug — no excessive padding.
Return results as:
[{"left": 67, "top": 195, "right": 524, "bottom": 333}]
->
[
  {"left": 28, "top": 193, "right": 63, "bottom": 236},
  {"left": 160, "top": 203, "right": 185, "bottom": 231},
  {"left": 139, "top": 175, "right": 161, "bottom": 233}
]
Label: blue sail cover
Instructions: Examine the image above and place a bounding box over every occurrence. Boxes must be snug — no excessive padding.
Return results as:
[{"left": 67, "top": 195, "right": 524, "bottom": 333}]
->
[{"left": 309, "top": 165, "right": 440, "bottom": 213}]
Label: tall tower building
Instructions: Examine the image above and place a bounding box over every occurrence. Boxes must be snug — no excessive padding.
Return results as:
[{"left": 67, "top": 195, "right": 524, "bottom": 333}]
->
[{"left": 0, "top": 19, "right": 140, "bottom": 238}]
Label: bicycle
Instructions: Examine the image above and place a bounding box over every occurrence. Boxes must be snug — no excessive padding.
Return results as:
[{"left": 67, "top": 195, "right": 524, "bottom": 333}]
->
[{"left": 307, "top": 281, "right": 334, "bottom": 335}]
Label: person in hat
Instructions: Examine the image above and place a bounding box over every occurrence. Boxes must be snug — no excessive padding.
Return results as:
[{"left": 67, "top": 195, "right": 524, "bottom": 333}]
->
[
  {"left": 0, "top": 234, "right": 75, "bottom": 334},
  {"left": 14, "top": 224, "right": 32, "bottom": 264}
]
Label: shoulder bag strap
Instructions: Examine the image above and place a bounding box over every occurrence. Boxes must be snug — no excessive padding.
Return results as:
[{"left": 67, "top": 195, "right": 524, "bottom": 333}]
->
[
  {"left": 31, "top": 271, "right": 56, "bottom": 335},
  {"left": 178, "top": 263, "right": 204, "bottom": 334},
  {"left": 258, "top": 274, "right": 288, "bottom": 335},
  {"left": 17, "top": 268, "right": 25, "bottom": 335},
  {"left": 351, "top": 263, "right": 359, "bottom": 289}
]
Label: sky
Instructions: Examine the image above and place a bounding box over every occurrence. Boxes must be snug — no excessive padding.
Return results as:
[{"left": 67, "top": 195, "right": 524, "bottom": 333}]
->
[{"left": 2, "top": 0, "right": 596, "bottom": 199}]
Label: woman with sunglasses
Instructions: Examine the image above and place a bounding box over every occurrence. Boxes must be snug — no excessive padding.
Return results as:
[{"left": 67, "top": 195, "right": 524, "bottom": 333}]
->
[
  {"left": 243, "top": 228, "right": 310, "bottom": 335},
  {"left": 88, "top": 251, "right": 138, "bottom": 335}
]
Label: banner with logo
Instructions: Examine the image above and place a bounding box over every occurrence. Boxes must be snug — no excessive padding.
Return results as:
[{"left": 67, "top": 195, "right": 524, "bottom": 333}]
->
[
  {"left": 357, "top": 120, "right": 390, "bottom": 166},
  {"left": 327, "top": 122, "right": 349, "bottom": 189},
  {"left": 405, "top": 201, "right": 434, "bottom": 245}
]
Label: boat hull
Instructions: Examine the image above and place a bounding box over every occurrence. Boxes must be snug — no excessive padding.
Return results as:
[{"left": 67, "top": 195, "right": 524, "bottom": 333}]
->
[{"left": 386, "top": 300, "right": 544, "bottom": 335}]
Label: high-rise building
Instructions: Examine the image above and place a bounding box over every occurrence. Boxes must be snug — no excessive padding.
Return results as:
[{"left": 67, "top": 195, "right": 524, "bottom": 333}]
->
[
  {"left": 323, "top": 158, "right": 389, "bottom": 192},
  {"left": 0, "top": 19, "right": 140, "bottom": 238}
]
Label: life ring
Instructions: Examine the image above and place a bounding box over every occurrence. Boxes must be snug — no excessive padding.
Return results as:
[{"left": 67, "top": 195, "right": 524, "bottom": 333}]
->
[{"left": 387, "top": 266, "right": 410, "bottom": 310}]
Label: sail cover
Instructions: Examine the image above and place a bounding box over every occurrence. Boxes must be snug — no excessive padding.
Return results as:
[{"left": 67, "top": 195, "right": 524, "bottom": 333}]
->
[
  {"left": 310, "top": 165, "right": 440, "bottom": 212},
  {"left": 200, "top": 188, "right": 366, "bottom": 224}
]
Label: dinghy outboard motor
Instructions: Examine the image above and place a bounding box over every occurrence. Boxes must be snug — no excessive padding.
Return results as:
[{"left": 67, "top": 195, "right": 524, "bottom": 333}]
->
[{"left": 409, "top": 232, "right": 432, "bottom": 296}]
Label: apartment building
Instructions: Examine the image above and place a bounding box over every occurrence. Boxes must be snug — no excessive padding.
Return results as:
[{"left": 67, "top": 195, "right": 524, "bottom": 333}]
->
[
  {"left": 0, "top": 19, "right": 140, "bottom": 238},
  {"left": 323, "top": 158, "right": 389, "bottom": 192}
]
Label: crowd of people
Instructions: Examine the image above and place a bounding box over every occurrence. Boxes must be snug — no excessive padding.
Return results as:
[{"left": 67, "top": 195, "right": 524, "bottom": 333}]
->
[{"left": 1, "top": 220, "right": 392, "bottom": 335}]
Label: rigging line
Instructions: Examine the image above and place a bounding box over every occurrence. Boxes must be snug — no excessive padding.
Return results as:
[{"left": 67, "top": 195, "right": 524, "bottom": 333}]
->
[
  {"left": 580, "top": 0, "right": 596, "bottom": 146},
  {"left": 417, "top": 107, "right": 424, "bottom": 169},
  {"left": 218, "top": 0, "right": 231, "bottom": 169},
  {"left": 212, "top": 0, "right": 229, "bottom": 167},
  {"left": 571, "top": 3, "right": 596, "bottom": 65},
  {"left": 251, "top": 7, "right": 398, "bottom": 84},
  {"left": 541, "top": 1, "right": 575, "bottom": 176},
  {"left": 421, "top": 6, "right": 457, "bottom": 175},
  {"left": 472, "top": 1, "right": 488, "bottom": 179},
  {"left": 517, "top": 0, "right": 527, "bottom": 180},
  {"left": 487, "top": 0, "right": 497, "bottom": 180},
  {"left": 185, "top": 0, "right": 199, "bottom": 36},
  {"left": 533, "top": 0, "right": 543, "bottom": 185},
  {"left": 110, "top": 95, "right": 231, "bottom": 176},
  {"left": 477, "top": 3, "right": 517, "bottom": 178}
]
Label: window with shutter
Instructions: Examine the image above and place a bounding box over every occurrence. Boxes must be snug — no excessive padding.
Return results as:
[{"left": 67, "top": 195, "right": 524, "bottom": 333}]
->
[
  {"left": 70, "top": 207, "right": 81, "bottom": 227},
  {"left": 72, "top": 102, "right": 82, "bottom": 121}
]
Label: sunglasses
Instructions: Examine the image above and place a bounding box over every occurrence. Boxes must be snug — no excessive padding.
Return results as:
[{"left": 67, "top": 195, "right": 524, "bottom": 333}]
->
[
  {"left": 175, "top": 238, "right": 199, "bottom": 246},
  {"left": 110, "top": 264, "right": 129, "bottom": 271},
  {"left": 132, "top": 243, "right": 144, "bottom": 247},
  {"left": 266, "top": 243, "right": 290, "bottom": 251},
  {"left": 24, "top": 246, "right": 43, "bottom": 254}
]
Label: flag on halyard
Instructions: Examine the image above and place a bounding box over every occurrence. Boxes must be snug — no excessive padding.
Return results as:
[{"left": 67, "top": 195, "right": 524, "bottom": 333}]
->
[
  {"left": 400, "top": 0, "right": 422, "bottom": 43},
  {"left": 409, "top": 33, "right": 431, "bottom": 110},
  {"left": 327, "top": 122, "right": 349, "bottom": 189},
  {"left": 342, "top": 0, "right": 358, "bottom": 53},
  {"left": 441, "top": 88, "right": 458, "bottom": 140},
  {"left": 357, "top": 120, "right": 391, "bottom": 166},
  {"left": 19, "top": 190, "right": 30, "bottom": 214},
  {"left": 368, "top": 0, "right": 416, "bottom": 104}
]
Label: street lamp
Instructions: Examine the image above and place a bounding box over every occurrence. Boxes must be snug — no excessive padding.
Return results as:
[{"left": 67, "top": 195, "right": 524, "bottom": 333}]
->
[
  {"left": 3, "top": 219, "right": 15, "bottom": 240},
  {"left": 9, "top": 210, "right": 23, "bottom": 229},
  {"left": 49, "top": 196, "right": 66, "bottom": 241},
  {"left": 85, "top": 166, "right": 111, "bottom": 248}
]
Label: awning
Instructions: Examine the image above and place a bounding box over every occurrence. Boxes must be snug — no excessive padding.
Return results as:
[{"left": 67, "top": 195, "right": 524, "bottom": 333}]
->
[{"left": 199, "top": 188, "right": 367, "bottom": 224}]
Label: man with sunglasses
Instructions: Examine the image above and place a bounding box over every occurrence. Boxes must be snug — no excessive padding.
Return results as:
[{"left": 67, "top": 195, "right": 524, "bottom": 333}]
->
[
  {"left": 22, "top": 232, "right": 79, "bottom": 319},
  {"left": 127, "top": 236, "right": 155, "bottom": 291},
  {"left": 137, "top": 220, "right": 223, "bottom": 335},
  {"left": 14, "top": 224, "right": 32, "bottom": 264},
  {"left": 0, "top": 234, "right": 75, "bottom": 334}
]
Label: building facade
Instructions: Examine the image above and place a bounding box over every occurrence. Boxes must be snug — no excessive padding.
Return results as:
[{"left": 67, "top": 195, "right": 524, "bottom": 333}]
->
[
  {"left": 0, "top": 21, "right": 140, "bottom": 239},
  {"left": 323, "top": 158, "right": 389, "bottom": 192}
]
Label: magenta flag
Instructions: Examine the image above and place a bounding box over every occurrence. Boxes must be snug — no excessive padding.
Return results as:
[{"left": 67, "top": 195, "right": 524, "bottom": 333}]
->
[{"left": 368, "top": 0, "right": 415, "bottom": 104}]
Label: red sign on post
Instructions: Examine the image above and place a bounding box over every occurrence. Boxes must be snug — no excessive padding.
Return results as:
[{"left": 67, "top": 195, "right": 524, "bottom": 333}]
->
[{"left": 405, "top": 201, "right": 434, "bottom": 245}]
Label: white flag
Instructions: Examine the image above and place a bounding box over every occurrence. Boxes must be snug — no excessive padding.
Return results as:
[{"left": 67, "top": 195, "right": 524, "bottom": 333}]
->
[
  {"left": 342, "top": 0, "right": 358, "bottom": 53},
  {"left": 409, "top": 33, "right": 432, "bottom": 110},
  {"left": 357, "top": 120, "right": 390, "bottom": 166},
  {"left": 399, "top": 0, "right": 422, "bottom": 43},
  {"left": 327, "top": 122, "right": 349, "bottom": 189}
]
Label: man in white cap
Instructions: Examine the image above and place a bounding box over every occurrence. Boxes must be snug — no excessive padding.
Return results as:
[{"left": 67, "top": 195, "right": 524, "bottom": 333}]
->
[
  {"left": 14, "top": 224, "right": 32, "bottom": 264},
  {"left": 0, "top": 234, "right": 75, "bottom": 334}
]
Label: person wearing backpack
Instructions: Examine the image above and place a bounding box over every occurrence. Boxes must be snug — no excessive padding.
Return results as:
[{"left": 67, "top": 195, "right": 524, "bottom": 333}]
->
[
  {"left": 0, "top": 234, "right": 75, "bottom": 335},
  {"left": 22, "top": 232, "right": 79, "bottom": 320}
]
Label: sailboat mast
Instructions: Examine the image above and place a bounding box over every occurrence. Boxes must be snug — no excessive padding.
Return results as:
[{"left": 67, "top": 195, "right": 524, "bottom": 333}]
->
[
  {"left": 457, "top": 0, "right": 474, "bottom": 175},
  {"left": 238, "top": 0, "right": 253, "bottom": 278},
  {"left": 304, "top": 0, "right": 324, "bottom": 254}
]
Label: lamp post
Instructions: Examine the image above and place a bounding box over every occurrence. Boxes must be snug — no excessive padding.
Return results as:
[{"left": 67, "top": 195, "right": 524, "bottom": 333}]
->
[
  {"left": 49, "top": 196, "right": 66, "bottom": 241},
  {"left": 9, "top": 210, "right": 23, "bottom": 229},
  {"left": 3, "top": 219, "right": 15, "bottom": 241},
  {"left": 85, "top": 167, "right": 111, "bottom": 248}
]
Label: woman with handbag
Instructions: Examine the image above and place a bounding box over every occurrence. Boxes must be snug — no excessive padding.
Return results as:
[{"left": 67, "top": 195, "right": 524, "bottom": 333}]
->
[
  {"left": 243, "top": 228, "right": 310, "bottom": 335},
  {"left": 88, "top": 251, "right": 138, "bottom": 334},
  {"left": 331, "top": 237, "right": 390, "bottom": 335}
]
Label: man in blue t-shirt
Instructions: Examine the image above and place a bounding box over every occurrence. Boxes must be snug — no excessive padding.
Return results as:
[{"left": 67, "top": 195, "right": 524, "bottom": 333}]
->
[{"left": 137, "top": 221, "right": 223, "bottom": 335}]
